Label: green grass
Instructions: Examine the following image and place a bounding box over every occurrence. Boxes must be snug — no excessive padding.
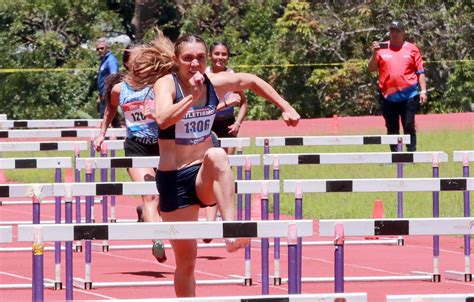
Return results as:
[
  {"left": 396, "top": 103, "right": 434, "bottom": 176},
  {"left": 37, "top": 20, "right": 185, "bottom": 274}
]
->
[{"left": 4, "top": 130, "right": 473, "bottom": 219}]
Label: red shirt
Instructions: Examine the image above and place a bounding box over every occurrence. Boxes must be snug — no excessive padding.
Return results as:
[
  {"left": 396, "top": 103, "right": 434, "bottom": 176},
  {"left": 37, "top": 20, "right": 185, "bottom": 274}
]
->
[{"left": 376, "top": 41, "right": 425, "bottom": 102}]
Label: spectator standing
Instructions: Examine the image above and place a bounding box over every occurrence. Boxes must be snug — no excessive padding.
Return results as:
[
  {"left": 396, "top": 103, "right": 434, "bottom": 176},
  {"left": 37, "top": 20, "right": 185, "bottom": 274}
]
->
[
  {"left": 368, "top": 21, "right": 428, "bottom": 151},
  {"left": 96, "top": 38, "right": 120, "bottom": 118}
]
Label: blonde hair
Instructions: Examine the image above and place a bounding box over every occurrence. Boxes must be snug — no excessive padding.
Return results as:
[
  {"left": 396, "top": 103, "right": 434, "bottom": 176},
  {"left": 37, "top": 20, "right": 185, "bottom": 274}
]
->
[{"left": 125, "top": 31, "right": 176, "bottom": 89}]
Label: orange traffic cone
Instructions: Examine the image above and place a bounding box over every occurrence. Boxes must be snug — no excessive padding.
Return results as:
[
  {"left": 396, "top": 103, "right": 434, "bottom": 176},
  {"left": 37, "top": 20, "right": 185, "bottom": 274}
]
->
[
  {"left": 366, "top": 198, "right": 384, "bottom": 240},
  {"left": 372, "top": 198, "right": 385, "bottom": 219}
]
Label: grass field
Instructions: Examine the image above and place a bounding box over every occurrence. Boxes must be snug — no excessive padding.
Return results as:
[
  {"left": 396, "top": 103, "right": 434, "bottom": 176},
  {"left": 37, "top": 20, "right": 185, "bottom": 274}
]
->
[{"left": 3, "top": 129, "right": 473, "bottom": 219}]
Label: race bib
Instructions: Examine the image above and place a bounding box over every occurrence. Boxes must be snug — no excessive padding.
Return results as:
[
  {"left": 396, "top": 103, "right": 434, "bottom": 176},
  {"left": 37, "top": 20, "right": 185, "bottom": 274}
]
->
[
  {"left": 123, "top": 100, "right": 155, "bottom": 126},
  {"left": 175, "top": 107, "right": 216, "bottom": 145}
]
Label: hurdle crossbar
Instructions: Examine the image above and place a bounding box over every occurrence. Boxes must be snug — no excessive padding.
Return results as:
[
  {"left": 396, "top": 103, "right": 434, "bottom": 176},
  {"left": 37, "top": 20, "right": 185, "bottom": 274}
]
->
[
  {"left": 0, "top": 157, "right": 71, "bottom": 169},
  {"left": 18, "top": 220, "right": 313, "bottom": 242},
  {"left": 284, "top": 178, "right": 474, "bottom": 193},
  {"left": 0, "top": 141, "right": 88, "bottom": 152},
  {"left": 319, "top": 218, "right": 474, "bottom": 236},
  {"left": 386, "top": 293, "right": 474, "bottom": 302},
  {"left": 0, "top": 119, "right": 102, "bottom": 129},
  {"left": 91, "top": 293, "right": 368, "bottom": 302},
  {"left": 0, "top": 180, "right": 279, "bottom": 197},
  {"left": 256, "top": 135, "right": 410, "bottom": 146},
  {"left": 0, "top": 128, "right": 125, "bottom": 138},
  {"left": 264, "top": 152, "right": 448, "bottom": 165},
  {"left": 75, "top": 154, "right": 260, "bottom": 169},
  {"left": 453, "top": 150, "right": 474, "bottom": 162}
]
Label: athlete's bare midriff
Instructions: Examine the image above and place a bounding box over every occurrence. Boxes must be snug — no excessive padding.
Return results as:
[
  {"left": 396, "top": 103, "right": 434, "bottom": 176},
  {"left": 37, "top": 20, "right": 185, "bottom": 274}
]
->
[{"left": 157, "top": 137, "right": 212, "bottom": 171}]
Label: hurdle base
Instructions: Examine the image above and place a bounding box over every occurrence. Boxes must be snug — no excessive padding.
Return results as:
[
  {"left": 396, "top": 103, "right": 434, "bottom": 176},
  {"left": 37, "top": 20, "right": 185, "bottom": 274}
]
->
[
  {"left": 444, "top": 270, "right": 472, "bottom": 282},
  {"left": 272, "top": 276, "right": 282, "bottom": 285},
  {"left": 54, "top": 281, "right": 62, "bottom": 290},
  {"left": 109, "top": 218, "right": 117, "bottom": 223},
  {"left": 73, "top": 278, "right": 92, "bottom": 290},
  {"left": 92, "top": 242, "right": 109, "bottom": 252},
  {"left": 74, "top": 244, "right": 83, "bottom": 253},
  {"left": 396, "top": 237, "right": 405, "bottom": 246},
  {"left": 411, "top": 271, "right": 440, "bottom": 282}
]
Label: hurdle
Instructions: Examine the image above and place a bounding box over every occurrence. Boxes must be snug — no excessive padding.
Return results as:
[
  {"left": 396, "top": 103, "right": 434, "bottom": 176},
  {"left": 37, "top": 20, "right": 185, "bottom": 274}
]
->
[
  {"left": 446, "top": 150, "right": 474, "bottom": 282},
  {"left": 0, "top": 119, "right": 102, "bottom": 129},
  {"left": 0, "top": 156, "right": 72, "bottom": 284},
  {"left": 0, "top": 127, "right": 125, "bottom": 139},
  {"left": 18, "top": 218, "right": 313, "bottom": 300},
  {"left": 93, "top": 293, "right": 369, "bottom": 301},
  {"left": 386, "top": 293, "right": 474, "bottom": 301},
  {"left": 4, "top": 180, "right": 283, "bottom": 294},
  {"left": 0, "top": 140, "right": 88, "bottom": 152},
  {"left": 75, "top": 153, "right": 260, "bottom": 224},
  {"left": 264, "top": 151, "right": 448, "bottom": 285},
  {"left": 0, "top": 114, "right": 7, "bottom": 120},
  {"left": 256, "top": 135, "right": 410, "bottom": 290},
  {"left": 320, "top": 218, "right": 474, "bottom": 292},
  {"left": 284, "top": 177, "right": 474, "bottom": 290}
]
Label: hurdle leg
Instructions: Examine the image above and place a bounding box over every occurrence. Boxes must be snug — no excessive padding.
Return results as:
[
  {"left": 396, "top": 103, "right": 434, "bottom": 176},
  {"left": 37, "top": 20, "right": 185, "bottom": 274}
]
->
[
  {"left": 32, "top": 191, "right": 41, "bottom": 301},
  {"left": 334, "top": 224, "right": 345, "bottom": 293},
  {"left": 33, "top": 226, "right": 44, "bottom": 302},
  {"left": 236, "top": 147, "right": 243, "bottom": 221},
  {"left": 396, "top": 139, "right": 403, "bottom": 218},
  {"left": 100, "top": 148, "right": 109, "bottom": 251},
  {"left": 65, "top": 189, "right": 73, "bottom": 301},
  {"left": 287, "top": 223, "right": 297, "bottom": 295},
  {"left": 261, "top": 185, "right": 270, "bottom": 295},
  {"left": 272, "top": 159, "right": 281, "bottom": 285},
  {"left": 110, "top": 148, "right": 117, "bottom": 223},
  {"left": 294, "top": 183, "right": 303, "bottom": 294},
  {"left": 244, "top": 163, "right": 252, "bottom": 286},
  {"left": 90, "top": 140, "right": 96, "bottom": 223},
  {"left": 74, "top": 151, "right": 82, "bottom": 252},
  {"left": 54, "top": 168, "right": 63, "bottom": 290},
  {"left": 432, "top": 160, "right": 441, "bottom": 282}
]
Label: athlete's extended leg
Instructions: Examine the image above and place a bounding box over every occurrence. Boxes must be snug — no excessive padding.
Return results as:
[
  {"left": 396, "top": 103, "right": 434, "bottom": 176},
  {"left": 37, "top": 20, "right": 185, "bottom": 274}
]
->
[{"left": 196, "top": 147, "right": 249, "bottom": 252}]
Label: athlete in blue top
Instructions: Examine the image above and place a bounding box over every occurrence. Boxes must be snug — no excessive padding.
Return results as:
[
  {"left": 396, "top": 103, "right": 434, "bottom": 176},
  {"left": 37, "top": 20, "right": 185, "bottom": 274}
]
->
[
  {"left": 139, "top": 33, "right": 300, "bottom": 297},
  {"left": 94, "top": 41, "right": 175, "bottom": 263}
]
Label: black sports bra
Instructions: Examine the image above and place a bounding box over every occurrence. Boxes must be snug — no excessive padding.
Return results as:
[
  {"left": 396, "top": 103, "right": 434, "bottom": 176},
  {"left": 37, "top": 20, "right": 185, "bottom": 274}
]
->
[{"left": 158, "top": 73, "right": 219, "bottom": 145}]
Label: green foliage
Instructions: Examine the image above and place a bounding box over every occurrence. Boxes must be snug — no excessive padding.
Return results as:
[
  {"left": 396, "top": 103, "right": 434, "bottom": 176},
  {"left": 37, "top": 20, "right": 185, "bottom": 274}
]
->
[{"left": 0, "top": 0, "right": 472, "bottom": 119}]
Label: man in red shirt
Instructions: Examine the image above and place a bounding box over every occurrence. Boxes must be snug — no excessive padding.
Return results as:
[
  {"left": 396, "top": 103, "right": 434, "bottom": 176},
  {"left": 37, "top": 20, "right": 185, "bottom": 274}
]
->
[{"left": 368, "top": 21, "right": 428, "bottom": 152}]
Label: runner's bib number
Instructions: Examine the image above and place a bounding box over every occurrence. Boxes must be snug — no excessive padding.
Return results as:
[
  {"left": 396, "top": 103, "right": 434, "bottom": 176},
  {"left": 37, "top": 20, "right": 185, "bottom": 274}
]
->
[{"left": 175, "top": 107, "right": 216, "bottom": 145}]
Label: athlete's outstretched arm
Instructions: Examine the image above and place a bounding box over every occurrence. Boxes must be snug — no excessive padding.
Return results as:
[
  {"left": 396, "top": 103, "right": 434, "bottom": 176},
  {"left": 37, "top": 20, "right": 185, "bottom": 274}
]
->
[{"left": 208, "top": 72, "right": 300, "bottom": 126}]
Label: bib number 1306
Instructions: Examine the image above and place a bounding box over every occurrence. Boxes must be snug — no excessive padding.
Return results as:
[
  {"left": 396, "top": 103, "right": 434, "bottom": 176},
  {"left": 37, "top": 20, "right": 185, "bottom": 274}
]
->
[{"left": 184, "top": 119, "right": 211, "bottom": 133}]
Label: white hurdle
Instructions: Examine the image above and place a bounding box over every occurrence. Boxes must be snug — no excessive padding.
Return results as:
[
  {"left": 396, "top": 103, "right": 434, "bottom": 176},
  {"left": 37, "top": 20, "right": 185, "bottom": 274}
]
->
[
  {"left": 0, "top": 128, "right": 125, "bottom": 139},
  {"left": 319, "top": 218, "right": 474, "bottom": 236},
  {"left": 386, "top": 293, "right": 474, "bottom": 301},
  {"left": 0, "top": 141, "right": 88, "bottom": 152},
  {"left": 0, "top": 119, "right": 102, "bottom": 129},
  {"left": 255, "top": 135, "right": 411, "bottom": 147},
  {"left": 264, "top": 151, "right": 448, "bottom": 285},
  {"left": 75, "top": 154, "right": 260, "bottom": 224},
  {"left": 3, "top": 180, "right": 282, "bottom": 296},
  {"left": 447, "top": 150, "right": 474, "bottom": 282},
  {"left": 283, "top": 177, "right": 474, "bottom": 290},
  {"left": 18, "top": 218, "right": 313, "bottom": 299},
  {"left": 92, "top": 293, "right": 368, "bottom": 302},
  {"left": 0, "top": 114, "right": 7, "bottom": 120},
  {"left": 0, "top": 157, "right": 71, "bottom": 169}
]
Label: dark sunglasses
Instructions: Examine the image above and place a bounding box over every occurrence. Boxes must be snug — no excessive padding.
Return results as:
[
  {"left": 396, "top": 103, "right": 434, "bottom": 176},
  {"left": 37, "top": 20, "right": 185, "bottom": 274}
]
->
[{"left": 96, "top": 47, "right": 105, "bottom": 51}]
